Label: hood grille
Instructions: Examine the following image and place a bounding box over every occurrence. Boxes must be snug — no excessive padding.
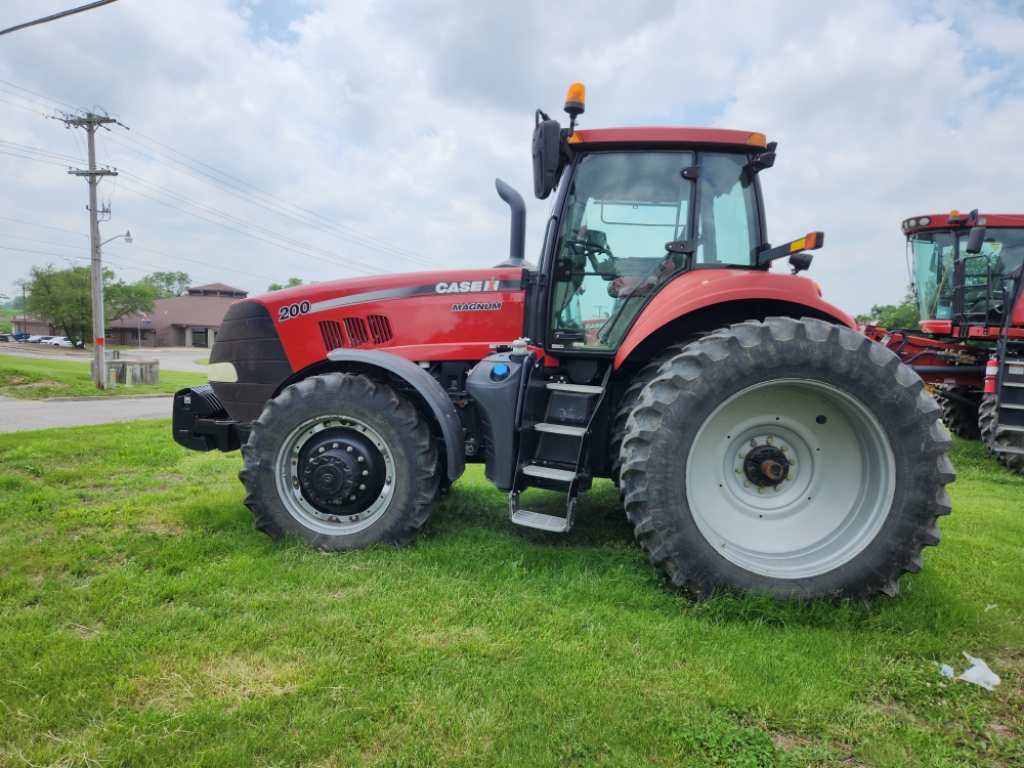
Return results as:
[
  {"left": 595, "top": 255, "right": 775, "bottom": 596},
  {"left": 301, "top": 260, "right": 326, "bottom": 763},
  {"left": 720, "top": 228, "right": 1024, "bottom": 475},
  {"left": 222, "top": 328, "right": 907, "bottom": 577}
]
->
[
  {"left": 319, "top": 315, "right": 392, "bottom": 353},
  {"left": 367, "top": 315, "right": 393, "bottom": 345}
]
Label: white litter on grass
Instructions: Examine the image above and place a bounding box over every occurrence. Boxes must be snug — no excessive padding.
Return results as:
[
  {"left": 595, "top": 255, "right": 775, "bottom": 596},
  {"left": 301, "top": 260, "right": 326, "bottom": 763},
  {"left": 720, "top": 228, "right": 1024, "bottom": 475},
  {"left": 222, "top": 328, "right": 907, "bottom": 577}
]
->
[
  {"left": 940, "top": 664, "right": 955, "bottom": 679},
  {"left": 956, "top": 652, "right": 1000, "bottom": 691}
]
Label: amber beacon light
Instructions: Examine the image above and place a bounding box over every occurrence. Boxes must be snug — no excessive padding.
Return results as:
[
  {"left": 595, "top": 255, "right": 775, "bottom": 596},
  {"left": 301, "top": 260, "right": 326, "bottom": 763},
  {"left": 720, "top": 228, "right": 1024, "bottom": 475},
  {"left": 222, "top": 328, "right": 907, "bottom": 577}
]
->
[{"left": 564, "top": 83, "right": 586, "bottom": 118}]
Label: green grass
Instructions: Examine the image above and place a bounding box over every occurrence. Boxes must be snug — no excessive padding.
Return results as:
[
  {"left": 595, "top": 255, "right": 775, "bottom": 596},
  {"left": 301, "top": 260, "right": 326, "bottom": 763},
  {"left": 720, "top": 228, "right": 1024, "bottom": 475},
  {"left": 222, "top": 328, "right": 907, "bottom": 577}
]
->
[
  {"left": 193, "top": 357, "right": 209, "bottom": 366},
  {"left": 0, "top": 425, "right": 1022, "bottom": 767},
  {"left": 0, "top": 352, "right": 206, "bottom": 399}
]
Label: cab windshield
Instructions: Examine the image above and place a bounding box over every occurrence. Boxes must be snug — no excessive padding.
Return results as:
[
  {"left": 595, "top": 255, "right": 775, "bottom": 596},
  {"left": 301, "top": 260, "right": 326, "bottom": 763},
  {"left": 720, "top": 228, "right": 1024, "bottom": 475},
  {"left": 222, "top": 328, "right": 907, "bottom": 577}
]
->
[
  {"left": 912, "top": 228, "right": 1024, "bottom": 322},
  {"left": 549, "top": 150, "right": 761, "bottom": 351}
]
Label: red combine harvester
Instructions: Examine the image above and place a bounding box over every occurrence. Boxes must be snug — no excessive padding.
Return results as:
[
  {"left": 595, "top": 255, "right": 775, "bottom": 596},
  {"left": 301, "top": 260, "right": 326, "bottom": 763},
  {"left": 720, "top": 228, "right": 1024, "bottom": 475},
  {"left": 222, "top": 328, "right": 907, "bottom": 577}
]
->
[
  {"left": 863, "top": 211, "right": 1024, "bottom": 469},
  {"left": 173, "top": 85, "right": 954, "bottom": 601}
]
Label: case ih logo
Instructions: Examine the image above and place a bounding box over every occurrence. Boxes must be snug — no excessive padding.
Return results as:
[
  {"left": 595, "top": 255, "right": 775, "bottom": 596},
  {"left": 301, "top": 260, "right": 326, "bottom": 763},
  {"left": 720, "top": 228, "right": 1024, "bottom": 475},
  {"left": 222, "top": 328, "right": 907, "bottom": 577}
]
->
[{"left": 434, "top": 279, "right": 501, "bottom": 294}]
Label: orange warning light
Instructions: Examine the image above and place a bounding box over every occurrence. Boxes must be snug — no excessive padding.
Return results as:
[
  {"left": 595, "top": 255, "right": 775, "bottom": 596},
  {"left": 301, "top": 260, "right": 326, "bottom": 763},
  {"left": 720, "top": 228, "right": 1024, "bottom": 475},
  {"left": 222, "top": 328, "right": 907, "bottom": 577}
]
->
[{"left": 564, "top": 83, "right": 586, "bottom": 117}]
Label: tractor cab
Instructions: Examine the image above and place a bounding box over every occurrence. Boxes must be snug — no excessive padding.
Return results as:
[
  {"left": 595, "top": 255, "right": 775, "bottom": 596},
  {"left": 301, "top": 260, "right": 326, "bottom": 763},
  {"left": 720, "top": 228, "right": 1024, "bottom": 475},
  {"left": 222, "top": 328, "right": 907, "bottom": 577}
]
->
[{"left": 906, "top": 212, "right": 1024, "bottom": 334}]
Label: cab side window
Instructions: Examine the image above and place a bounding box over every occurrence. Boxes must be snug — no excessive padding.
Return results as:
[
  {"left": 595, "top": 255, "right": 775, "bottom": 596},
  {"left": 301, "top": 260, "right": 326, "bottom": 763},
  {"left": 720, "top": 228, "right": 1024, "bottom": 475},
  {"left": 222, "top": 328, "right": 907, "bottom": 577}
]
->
[{"left": 696, "top": 154, "right": 760, "bottom": 267}]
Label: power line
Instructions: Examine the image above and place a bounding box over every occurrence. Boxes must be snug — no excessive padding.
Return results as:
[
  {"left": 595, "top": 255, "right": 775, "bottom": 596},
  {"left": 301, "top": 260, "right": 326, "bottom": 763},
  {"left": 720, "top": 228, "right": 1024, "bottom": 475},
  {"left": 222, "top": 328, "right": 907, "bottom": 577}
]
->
[
  {"left": 0, "top": 78, "right": 79, "bottom": 111},
  {"left": 103, "top": 131, "right": 451, "bottom": 269},
  {"left": 118, "top": 126, "right": 444, "bottom": 265},
  {"left": 0, "top": 217, "right": 280, "bottom": 283},
  {"left": 0, "top": 0, "right": 120, "bottom": 38}
]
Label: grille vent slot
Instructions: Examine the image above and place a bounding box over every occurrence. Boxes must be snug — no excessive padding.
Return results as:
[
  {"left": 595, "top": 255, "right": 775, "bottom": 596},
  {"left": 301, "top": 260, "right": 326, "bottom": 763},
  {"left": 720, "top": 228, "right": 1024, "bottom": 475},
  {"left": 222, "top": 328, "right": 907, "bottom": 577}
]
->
[
  {"left": 319, "top": 320, "right": 345, "bottom": 352},
  {"left": 367, "top": 315, "right": 393, "bottom": 345},
  {"left": 343, "top": 317, "right": 369, "bottom": 347}
]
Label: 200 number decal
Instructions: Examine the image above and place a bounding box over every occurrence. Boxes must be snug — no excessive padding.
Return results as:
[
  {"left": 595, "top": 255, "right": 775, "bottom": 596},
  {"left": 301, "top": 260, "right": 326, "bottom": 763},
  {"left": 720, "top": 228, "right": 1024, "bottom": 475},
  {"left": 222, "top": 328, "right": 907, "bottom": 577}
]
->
[{"left": 278, "top": 301, "right": 310, "bottom": 322}]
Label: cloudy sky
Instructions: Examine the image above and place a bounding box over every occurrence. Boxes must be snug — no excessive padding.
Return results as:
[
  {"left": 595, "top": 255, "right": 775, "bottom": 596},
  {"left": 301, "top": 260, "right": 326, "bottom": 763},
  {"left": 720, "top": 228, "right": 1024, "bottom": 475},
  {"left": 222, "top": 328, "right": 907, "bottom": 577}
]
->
[{"left": 1, "top": 0, "right": 1022, "bottom": 315}]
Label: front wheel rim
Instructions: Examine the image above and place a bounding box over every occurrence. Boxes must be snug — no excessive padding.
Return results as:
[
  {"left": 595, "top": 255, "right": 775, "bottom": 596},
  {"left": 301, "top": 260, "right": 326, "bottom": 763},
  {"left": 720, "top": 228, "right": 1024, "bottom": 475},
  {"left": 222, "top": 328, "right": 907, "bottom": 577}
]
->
[
  {"left": 274, "top": 414, "right": 395, "bottom": 536},
  {"left": 685, "top": 379, "right": 896, "bottom": 579}
]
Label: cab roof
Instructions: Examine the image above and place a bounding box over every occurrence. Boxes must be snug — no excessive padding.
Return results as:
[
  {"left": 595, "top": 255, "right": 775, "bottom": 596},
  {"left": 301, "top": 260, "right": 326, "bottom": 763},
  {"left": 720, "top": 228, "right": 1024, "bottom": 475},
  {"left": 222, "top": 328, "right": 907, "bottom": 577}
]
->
[
  {"left": 568, "top": 127, "right": 767, "bottom": 150},
  {"left": 903, "top": 213, "right": 1024, "bottom": 235}
]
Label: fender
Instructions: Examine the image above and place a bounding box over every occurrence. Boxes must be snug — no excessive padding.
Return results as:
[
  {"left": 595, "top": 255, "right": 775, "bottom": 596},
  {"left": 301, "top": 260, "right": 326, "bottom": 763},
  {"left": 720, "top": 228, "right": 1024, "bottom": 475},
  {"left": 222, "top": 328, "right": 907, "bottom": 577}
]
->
[
  {"left": 326, "top": 348, "right": 465, "bottom": 481},
  {"left": 614, "top": 269, "right": 858, "bottom": 368}
]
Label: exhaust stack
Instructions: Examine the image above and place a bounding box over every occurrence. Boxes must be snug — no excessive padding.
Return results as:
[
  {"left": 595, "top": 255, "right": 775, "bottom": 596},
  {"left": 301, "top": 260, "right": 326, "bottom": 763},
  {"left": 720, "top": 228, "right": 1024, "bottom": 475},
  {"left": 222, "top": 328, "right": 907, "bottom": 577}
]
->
[{"left": 494, "top": 178, "right": 529, "bottom": 268}]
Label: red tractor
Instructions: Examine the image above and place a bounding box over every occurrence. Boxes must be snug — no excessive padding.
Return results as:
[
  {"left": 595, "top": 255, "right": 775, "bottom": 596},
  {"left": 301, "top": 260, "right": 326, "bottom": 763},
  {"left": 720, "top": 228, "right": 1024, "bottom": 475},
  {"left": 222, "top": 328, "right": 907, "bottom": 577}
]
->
[
  {"left": 864, "top": 211, "right": 1024, "bottom": 470},
  {"left": 173, "top": 85, "right": 953, "bottom": 601}
]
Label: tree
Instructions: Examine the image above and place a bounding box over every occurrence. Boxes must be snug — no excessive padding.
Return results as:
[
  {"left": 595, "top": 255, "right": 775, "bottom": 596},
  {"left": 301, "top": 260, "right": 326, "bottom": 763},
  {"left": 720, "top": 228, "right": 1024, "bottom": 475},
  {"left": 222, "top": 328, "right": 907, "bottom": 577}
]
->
[
  {"left": 141, "top": 271, "right": 191, "bottom": 297},
  {"left": 856, "top": 285, "right": 921, "bottom": 330},
  {"left": 267, "top": 277, "right": 303, "bottom": 292},
  {"left": 105, "top": 279, "right": 159, "bottom": 324},
  {"left": 25, "top": 265, "right": 92, "bottom": 345},
  {"left": 24, "top": 265, "right": 160, "bottom": 346}
]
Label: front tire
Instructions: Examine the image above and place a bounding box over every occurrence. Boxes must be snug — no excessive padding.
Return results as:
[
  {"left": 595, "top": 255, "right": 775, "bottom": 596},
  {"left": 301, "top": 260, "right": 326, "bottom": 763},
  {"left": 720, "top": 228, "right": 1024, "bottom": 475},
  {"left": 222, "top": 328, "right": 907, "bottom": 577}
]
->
[
  {"left": 620, "top": 318, "right": 954, "bottom": 601},
  {"left": 240, "top": 373, "right": 440, "bottom": 550},
  {"left": 979, "top": 393, "right": 1024, "bottom": 474},
  {"left": 938, "top": 385, "right": 981, "bottom": 440}
]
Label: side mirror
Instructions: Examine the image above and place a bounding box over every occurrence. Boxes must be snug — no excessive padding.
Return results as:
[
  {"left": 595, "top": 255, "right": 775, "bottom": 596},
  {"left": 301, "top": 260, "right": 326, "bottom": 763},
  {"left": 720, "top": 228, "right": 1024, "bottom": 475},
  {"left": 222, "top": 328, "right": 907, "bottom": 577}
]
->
[
  {"left": 965, "top": 225, "right": 986, "bottom": 254},
  {"left": 532, "top": 115, "right": 562, "bottom": 200}
]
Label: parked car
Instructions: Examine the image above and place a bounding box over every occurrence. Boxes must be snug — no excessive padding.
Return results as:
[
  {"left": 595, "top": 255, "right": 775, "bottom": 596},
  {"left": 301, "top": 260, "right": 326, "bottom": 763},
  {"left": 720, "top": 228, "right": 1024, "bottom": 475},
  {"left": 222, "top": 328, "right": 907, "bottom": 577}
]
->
[
  {"left": 27, "top": 335, "right": 54, "bottom": 343},
  {"left": 45, "top": 336, "right": 74, "bottom": 347},
  {"left": 0, "top": 334, "right": 9, "bottom": 342},
  {"left": 12, "top": 333, "right": 30, "bottom": 342}
]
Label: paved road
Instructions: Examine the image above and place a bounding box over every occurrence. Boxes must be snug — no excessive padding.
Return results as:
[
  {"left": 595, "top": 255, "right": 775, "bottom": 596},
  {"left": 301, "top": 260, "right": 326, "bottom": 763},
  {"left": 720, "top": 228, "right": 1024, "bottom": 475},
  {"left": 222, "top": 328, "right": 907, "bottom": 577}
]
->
[
  {"left": 0, "top": 394, "right": 173, "bottom": 433},
  {"left": 0, "top": 344, "right": 209, "bottom": 373}
]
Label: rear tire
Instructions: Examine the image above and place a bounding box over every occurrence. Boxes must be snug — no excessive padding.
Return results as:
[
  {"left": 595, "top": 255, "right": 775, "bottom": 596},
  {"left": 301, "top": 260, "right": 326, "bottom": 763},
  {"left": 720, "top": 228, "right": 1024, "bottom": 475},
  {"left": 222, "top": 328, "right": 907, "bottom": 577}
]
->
[
  {"left": 979, "top": 393, "right": 1024, "bottom": 474},
  {"left": 240, "top": 373, "right": 440, "bottom": 550},
  {"left": 938, "top": 386, "right": 981, "bottom": 440},
  {"left": 609, "top": 335, "right": 707, "bottom": 487},
  {"left": 619, "top": 318, "right": 954, "bottom": 602}
]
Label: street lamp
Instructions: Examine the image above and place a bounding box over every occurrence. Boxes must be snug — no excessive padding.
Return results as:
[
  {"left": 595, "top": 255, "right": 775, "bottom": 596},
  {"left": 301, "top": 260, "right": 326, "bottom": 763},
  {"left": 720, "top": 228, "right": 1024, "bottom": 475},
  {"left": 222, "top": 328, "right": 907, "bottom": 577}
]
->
[{"left": 93, "top": 230, "right": 133, "bottom": 388}]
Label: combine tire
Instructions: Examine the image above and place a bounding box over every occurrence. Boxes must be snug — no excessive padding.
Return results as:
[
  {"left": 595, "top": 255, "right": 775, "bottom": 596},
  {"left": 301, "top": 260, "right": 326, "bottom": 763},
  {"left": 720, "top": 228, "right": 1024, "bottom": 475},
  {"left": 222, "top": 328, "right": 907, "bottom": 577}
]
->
[
  {"left": 609, "top": 335, "right": 706, "bottom": 487},
  {"left": 240, "top": 373, "right": 440, "bottom": 550},
  {"left": 979, "top": 393, "right": 1024, "bottom": 474},
  {"left": 619, "top": 318, "right": 954, "bottom": 602},
  {"left": 938, "top": 386, "right": 981, "bottom": 440}
]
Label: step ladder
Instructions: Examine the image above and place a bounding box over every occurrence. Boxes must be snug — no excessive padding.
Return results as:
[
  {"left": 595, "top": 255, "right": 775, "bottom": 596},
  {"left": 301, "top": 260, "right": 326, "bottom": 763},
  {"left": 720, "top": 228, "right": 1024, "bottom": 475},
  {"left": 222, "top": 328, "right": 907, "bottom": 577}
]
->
[
  {"left": 994, "top": 354, "right": 1024, "bottom": 455},
  {"left": 508, "top": 372, "right": 610, "bottom": 533}
]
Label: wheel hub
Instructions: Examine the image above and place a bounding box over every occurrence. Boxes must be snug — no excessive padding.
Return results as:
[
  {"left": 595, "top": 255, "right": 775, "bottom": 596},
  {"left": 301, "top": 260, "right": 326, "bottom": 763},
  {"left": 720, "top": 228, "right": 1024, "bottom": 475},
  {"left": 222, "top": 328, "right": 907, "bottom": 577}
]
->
[
  {"left": 296, "top": 427, "right": 386, "bottom": 513},
  {"left": 744, "top": 445, "right": 790, "bottom": 486}
]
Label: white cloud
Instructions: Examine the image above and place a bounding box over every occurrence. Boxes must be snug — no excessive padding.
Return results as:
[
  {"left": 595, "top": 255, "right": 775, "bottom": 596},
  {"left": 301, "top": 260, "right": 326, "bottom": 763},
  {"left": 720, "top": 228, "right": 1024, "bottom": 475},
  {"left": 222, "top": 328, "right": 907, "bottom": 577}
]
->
[{"left": 0, "top": 0, "right": 1021, "bottom": 315}]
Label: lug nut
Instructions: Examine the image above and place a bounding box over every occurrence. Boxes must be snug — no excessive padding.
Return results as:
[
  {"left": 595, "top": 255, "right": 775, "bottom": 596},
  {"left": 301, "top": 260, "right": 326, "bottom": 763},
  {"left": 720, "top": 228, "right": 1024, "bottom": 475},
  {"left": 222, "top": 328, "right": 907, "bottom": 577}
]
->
[
  {"left": 359, "top": 484, "right": 366, "bottom": 490},
  {"left": 758, "top": 487, "right": 765, "bottom": 494},
  {"left": 787, "top": 474, "right": 794, "bottom": 481},
  {"left": 349, "top": 494, "right": 356, "bottom": 501},
  {"left": 750, "top": 439, "right": 757, "bottom": 447},
  {"left": 347, "top": 446, "right": 353, "bottom": 453},
  {"left": 774, "top": 485, "right": 782, "bottom": 492},
  {"left": 362, "top": 470, "right": 369, "bottom": 476},
  {"left": 739, "top": 452, "right": 746, "bottom": 459},
  {"left": 318, "top": 447, "right": 325, "bottom": 453},
  {"left": 781, "top": 445, "right": 789, "bottom": 452},
  {"left": 766, "top": 437, "right": 774, "bottom": 445},
  {"left": 789, "top": 458, "right": 796, "bottom": 465},
  {"left": 735, "top": 468, "right": 742, "bottom": 474},
  {"left": 743, "top": 481, "right": 750, "bottom": 487},
  {"left": 332, "top": 442, "right": 339, "bottom": 449},
  {"left": 358, "top": 456, "right": 364, "bottom": 463}
]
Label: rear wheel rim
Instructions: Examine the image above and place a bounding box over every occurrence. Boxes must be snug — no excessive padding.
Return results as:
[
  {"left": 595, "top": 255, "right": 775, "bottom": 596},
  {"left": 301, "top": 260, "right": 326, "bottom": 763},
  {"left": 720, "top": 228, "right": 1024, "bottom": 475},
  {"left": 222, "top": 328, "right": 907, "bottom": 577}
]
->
[
  {"left": 685, "top": 379, "right": 896, "bottom": 579},
  {"left": 274, "top": 414, "right": 395, "bottom": 536}
]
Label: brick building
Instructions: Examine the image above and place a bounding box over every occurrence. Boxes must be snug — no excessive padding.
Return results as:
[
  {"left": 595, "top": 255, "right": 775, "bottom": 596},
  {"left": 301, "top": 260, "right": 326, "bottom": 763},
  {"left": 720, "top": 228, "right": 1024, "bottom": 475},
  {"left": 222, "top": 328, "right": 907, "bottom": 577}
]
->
[{"left": 107, "top": 283, "right": 248, "bottom": 348}]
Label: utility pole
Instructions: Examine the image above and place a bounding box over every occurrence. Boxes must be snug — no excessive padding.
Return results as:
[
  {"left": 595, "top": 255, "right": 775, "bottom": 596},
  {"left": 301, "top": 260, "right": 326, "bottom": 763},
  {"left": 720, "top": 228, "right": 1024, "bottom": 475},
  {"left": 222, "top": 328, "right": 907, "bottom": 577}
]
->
[{"left": 66, "top": 113, "right": 117, "bottom": 388}]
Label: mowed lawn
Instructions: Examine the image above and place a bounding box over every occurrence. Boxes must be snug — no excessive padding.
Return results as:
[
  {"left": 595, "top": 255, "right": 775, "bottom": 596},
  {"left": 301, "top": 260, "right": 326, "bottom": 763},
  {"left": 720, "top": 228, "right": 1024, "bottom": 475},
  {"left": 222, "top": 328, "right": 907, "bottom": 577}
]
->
[
  {"left": 0, "top": 353, "right": 206, "bottom": 399},
  {"left": 0, "top": 422, "right": 1022, "bottom": 767}
]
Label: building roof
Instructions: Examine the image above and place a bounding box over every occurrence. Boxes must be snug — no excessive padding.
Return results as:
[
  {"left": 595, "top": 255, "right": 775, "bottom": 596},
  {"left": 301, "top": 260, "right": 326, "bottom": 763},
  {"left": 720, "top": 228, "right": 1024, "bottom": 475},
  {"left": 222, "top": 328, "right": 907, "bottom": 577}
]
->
[
  {"left": 568, "top": 127, "right": 767, "bottom": 149},
  {"left": 187, "top": 282, "right": 248, "bottom": 298},
  {"left": 108, "top": 294, "right": 240, "bottom": 330}
]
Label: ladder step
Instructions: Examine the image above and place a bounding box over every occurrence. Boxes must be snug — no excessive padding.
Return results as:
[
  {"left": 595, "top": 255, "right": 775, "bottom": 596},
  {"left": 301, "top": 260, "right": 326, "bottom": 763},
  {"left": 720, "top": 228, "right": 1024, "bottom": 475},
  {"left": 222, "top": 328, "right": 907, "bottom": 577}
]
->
[
  {"left": 995, "top": 425, "right": 1024, "bottom": 434},
  {"left": 1002, "top": 382, "right": 1024, "bottom": 388},
  {"left": 534, "top": 423, "right": 587, "bottom": 437},
  {"left": 545, "top": 382, "right": 604, "bottom": 394},
  {"left": 522, "top": 464, "right": 576, "bottom": 482},
  {"left": 993, "top": 444, "right": 1024, "bottom": 455},
  {"left": 999, "top": 403, "right": 1024, "bottom": 410},
  {"left": 510, "top": 509, "right": 571, "bottom": 533}
]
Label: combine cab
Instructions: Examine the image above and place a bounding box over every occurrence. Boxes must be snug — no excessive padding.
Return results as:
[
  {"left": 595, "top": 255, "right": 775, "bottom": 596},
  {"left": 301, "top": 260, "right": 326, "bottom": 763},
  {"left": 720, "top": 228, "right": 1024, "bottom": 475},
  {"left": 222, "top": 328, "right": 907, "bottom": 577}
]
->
[
  {"left": 173, "top": 85, "right": 954, "bottom": 601},
  {"left": 865, "top": 212, "right": 1024, "bottom": 469}
]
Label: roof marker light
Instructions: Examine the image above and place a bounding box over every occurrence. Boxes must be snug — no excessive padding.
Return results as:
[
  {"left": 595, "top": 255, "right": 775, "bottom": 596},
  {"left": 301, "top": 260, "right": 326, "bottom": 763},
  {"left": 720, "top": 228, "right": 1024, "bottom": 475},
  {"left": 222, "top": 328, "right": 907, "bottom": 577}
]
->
[
  {"left": 747, "top": 133, "right": 767, "bottom": 148},
  {"left": 908, "top": 219, "right": 917, "bottom": 228},
  {"left": 919, "top": 217, "right": 930, "bottom": 226}
]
